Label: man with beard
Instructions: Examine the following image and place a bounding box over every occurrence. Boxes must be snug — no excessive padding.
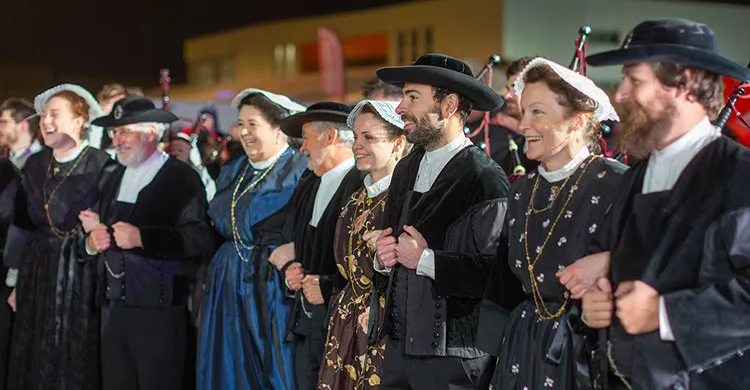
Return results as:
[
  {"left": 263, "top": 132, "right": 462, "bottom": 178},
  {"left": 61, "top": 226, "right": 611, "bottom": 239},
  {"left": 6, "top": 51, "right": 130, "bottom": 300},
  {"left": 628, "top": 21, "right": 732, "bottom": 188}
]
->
[
  {"left": 465, "top": 56, "right": 539, "bottom": 177},
  {"left": 80, "top": 96, "right": 214, "bottom": 390},
  {"left": 573, "top": 18, "right": 750, "bottom": 389},
  {"left": 273, "top": 102, "right": 363, "bottom": 390},
  {"left": 0, "top": 98, "right": 42, "bottom": 390},
  {"left": 373, "top": 53, "right": 510, "bottom": 389}
]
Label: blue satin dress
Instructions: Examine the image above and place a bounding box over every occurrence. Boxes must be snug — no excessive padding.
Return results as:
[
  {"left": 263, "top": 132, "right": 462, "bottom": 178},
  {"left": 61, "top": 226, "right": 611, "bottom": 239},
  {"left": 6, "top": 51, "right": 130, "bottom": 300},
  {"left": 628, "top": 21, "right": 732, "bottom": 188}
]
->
[{"left": 197, "top": 147, "right": 307, "bottom": 389}]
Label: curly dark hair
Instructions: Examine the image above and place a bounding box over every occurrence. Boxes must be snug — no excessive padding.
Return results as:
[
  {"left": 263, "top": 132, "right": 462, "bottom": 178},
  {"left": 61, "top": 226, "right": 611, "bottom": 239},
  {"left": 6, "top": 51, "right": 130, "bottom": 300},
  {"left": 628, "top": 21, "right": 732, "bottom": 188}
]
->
[
  {"left": 650, "top": 62, "right": 724, "bottom": 119},
  {"left": 431, "top": 87, "right": 473, "bottom": 125}
]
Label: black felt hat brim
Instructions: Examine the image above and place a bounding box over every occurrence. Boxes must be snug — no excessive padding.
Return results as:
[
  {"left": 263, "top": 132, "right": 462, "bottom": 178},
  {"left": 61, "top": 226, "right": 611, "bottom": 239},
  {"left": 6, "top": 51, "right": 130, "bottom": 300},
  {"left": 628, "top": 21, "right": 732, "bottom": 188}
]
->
[
  {"left": 376, "top": 65, "right": 504, "bottom": 111},
  {"left": 280, "top": 110, "right": 350, "bottom": 138},
  {"left": 587, "top": 44, "right": 750, "bottom": 82},
  {"left": 91, "top": 110, "right": 179, "bottom": 127}
]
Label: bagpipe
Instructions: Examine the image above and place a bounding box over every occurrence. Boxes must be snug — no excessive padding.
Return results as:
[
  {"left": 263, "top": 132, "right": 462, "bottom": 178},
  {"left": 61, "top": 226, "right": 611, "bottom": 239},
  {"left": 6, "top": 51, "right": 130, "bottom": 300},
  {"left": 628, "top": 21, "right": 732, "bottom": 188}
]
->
[
  {"left": 158, "top": 68, "right": 231, "bottom": 165},
  {"left": 713, "top": 65, "right": 750, "bottom": 146},
  {"left": 467, "top": 55, "right": 530, "bottom": 184}
]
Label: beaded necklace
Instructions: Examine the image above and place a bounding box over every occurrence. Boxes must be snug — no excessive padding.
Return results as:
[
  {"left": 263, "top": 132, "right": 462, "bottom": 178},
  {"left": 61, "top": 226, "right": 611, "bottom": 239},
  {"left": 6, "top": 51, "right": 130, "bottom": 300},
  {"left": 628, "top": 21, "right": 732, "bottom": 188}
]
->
[
  {"left": 230, "top": 158, "right": 280, "bottom": 262},
  {"left": 523, "top": 155, "right": 598, "bottom": 320}
]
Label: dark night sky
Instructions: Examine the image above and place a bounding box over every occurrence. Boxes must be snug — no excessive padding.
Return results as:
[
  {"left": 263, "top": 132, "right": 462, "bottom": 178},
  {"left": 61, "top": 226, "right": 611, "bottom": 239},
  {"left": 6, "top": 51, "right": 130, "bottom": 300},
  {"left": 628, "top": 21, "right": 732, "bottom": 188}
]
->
[{"left": 0, "top": 0, "right": 410, "bottom": 98}]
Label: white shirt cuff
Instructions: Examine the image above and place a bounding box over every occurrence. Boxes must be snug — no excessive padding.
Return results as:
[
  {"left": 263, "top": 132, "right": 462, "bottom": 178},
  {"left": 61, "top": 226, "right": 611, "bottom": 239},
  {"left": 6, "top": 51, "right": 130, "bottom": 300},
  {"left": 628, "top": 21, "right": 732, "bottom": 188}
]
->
[
  {"left": 373, "top": 254, "right": 392, "bottom": 275},
  {"left": 85, "top": 239, "right": 98, "bottom": 256},
  {"left": 5, "top": 268, "right": 18, "bottom": 288},
  {"left": 284, "top": 277, "right": 292, "bottom": 290},
  {"left": 659, "top": 296, "right": 675, "bottom": 342},
  {"left": 415, "top": 248, "right": 435, "bottom": 280}
]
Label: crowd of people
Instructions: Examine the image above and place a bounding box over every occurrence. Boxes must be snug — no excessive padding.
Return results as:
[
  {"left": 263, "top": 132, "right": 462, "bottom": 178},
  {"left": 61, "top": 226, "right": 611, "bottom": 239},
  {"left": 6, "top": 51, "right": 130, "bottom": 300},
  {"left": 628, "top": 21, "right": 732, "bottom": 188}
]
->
[{"left": 0, "top": 16, "right": 748, "bottom": 390}]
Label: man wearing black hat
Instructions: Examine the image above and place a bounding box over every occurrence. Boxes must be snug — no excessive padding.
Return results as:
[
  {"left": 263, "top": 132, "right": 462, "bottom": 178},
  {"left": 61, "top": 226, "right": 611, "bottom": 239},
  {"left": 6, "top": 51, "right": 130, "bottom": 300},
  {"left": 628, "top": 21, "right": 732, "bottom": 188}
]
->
[
  {"left": 575, "top": 18, "right": 750, "bottom": 389},
  {"left": 80, "top": 96, "right": 215, "bottom": 390},
  {"left": 373, "top": 53, "right": 510, "bottom": 389},
  {"left": 274, "top": 102, "right": 364, "bottom": 390}
]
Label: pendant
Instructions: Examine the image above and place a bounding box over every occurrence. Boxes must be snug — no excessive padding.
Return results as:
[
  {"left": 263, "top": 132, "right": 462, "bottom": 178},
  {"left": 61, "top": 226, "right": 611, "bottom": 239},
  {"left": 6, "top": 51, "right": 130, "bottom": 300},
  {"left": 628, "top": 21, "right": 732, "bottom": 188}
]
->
[{"left": 53, "top": 167, "right": 60, "bottom": 175}]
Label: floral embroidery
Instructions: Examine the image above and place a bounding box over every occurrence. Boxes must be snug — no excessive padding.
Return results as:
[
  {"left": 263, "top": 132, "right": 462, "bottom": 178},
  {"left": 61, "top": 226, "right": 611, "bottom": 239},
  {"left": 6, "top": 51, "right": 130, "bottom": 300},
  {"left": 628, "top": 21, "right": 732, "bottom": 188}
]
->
[
  {"left": 514, "top": 192, "right": 521, "bottom": 200},
  {"left": 542, "top": 219, "right": 550, "bottom": 228},
  {"left": 511, "top": 363, "right": 520, "bottom": 375},
  {"left": 570, "top": 184, "right": 579, "bottom": 193},
  {"left": 598, "top": 171, "right": 607, "bottom": 178},
  {"left": 509, "top": 218, "right": 516, "bottom": 226},
  {"left": 545, "top": 377, "right": 555, "bottom": 387},
  {"left": 535, "top": 245, "right": 542, "bottom": 254},
  {"left": 529, "top": 172, "right": 536, "bottom": 179},
  {"left": 557, "top": 237, "right": 567, "bottom": 246},
  {"left": 591, "top": 196, "right": 600, "bottom": 205},
  {"left": 553, "top": 321, "right": 560, "bottom": 330},
  {"left": 558, "top": 264, "right": 565, "bottom": 272},
  {"left": 521, "top": 310, "right": 527, "bottom": 318},
  {"left": 589, "top": 223, "right": 598, "bottom": 233},
  {"left": 536, "top": 273, "right": 545, "bottom": 283},
  {"left": 515, "top": 259, "right": 522, "bottom": 268},
  {"left": 564, "top": 210, "right": 573, "bottom": 219}
]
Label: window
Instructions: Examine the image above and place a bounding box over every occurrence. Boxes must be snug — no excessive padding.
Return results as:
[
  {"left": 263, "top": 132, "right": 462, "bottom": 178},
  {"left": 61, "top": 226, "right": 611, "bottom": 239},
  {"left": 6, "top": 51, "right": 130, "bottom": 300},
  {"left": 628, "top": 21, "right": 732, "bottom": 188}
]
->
[
  {"left": 195, "top": 63, "right": 216, "bottom": 86},
  {"left": 273, "top": 43, "right": 298, "bottom": 78},
  {"left": 219, "top": 59, "right": 235, "bottom": 83}
]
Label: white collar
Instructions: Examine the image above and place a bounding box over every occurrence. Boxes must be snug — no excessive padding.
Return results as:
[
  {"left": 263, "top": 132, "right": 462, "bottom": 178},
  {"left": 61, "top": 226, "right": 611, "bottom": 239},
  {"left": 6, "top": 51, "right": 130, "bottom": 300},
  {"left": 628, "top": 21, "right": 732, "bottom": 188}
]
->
[
  {"left": 54, "top": 141, "right": 88, "bottom": 163},
  {"left": 364, "top": 173, "right": 392, "bottom": 198},
  {"left": 130, "top": 149, "right": 168, "bottom": 171},
  {"left": 424, "top": 134, "right": 469, "bottom": 162},
  {"left": 321, "top": 157, "right": 355, "bottom": 181},
  {"left": 249, "top": 144, "right": 289, "bottom": 170},
  {"left": 538, "top": 146, "right": 592, "bottom": 183},
  {"left": 651, "top": 116, "right": 719, "bottom": 160}
]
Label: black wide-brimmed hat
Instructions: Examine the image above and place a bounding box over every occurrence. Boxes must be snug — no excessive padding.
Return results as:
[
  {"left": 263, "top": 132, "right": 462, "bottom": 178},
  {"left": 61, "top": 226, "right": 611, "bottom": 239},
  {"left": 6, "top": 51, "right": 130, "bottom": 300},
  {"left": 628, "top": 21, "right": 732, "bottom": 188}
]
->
[
  {"left": 376, "top": 53, "right": 504, "bottom": 111},
  {"left": 280, "top": 102, "right": 351, "bottom": 138},
  {"left": 91, "top": 95, "right": 178, "bottom": 127},
  {"left": 587, "top": 18, "right": 750, "bottom": 82}
]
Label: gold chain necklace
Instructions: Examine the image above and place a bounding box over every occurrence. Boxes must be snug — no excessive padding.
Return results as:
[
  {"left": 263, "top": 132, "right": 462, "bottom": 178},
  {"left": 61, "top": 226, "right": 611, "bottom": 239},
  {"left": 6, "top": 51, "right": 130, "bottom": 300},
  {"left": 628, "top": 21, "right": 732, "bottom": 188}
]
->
[
  {"left": 344, "top": 189, "right": 387, "bottom": 295},
  {"left": 523, "top": 156, "right": 597, "bottom": 320},
  {"left": 43, "top": 147, "right": 90, "bottom": 239},
  {"left": 230, "top": 158, "right": 279, "bottom": 262}
]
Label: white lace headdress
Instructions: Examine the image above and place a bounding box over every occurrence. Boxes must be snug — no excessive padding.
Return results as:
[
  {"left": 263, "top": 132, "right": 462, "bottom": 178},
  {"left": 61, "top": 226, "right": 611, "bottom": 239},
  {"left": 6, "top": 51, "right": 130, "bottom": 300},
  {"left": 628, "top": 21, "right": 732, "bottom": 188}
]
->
[{"left": 514, "top": 58, "right": 620, "bottom": 123}]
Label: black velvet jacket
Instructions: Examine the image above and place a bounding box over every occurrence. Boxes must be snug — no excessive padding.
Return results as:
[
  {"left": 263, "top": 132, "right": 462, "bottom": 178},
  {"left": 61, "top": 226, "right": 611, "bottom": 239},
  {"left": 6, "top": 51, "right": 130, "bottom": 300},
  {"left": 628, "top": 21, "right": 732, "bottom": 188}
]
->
[
  {"left": 382, "top": 144, "right": 510, "bottom": 358},
  {"left": 595, "top": 137, "right": 750, "bottom": 390},
  {"left": 91, "top": 156, "right": 215, "bottom": 307}
]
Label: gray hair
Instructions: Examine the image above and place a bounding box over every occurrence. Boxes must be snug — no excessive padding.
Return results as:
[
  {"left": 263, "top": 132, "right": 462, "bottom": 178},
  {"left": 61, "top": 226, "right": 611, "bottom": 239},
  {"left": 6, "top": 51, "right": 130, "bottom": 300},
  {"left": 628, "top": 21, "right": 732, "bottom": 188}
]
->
[
  {"left": 311, "top": 121, "right": 354, "bottom": 145},
  {"left": 129, "top": 122, "right": 170, "bottom": 140}
]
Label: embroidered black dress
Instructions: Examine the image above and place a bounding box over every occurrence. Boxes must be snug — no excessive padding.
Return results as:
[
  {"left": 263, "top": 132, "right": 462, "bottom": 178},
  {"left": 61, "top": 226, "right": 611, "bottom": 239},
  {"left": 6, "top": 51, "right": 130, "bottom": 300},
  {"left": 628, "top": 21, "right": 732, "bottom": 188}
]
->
[
  {"left": 7, "top": 147, "right": 119, "bottom": 390},
  {"left": 491, "top": 155, "right": 626, "bottom": 390}
]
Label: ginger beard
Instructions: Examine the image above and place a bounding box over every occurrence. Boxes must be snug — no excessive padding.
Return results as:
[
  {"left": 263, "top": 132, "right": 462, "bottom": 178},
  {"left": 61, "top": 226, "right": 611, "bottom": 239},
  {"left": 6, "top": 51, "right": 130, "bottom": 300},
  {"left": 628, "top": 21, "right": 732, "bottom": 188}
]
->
[{"left": 616, "top": 94, "right": 677, "bottom": 162}]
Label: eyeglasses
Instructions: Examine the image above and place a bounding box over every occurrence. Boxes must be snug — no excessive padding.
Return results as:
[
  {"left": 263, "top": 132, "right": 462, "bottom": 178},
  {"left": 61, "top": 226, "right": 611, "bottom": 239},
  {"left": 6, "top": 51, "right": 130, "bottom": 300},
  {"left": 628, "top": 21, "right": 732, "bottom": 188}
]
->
[{"left": 107, "top": 127, "right": 138, "bottom": 139}]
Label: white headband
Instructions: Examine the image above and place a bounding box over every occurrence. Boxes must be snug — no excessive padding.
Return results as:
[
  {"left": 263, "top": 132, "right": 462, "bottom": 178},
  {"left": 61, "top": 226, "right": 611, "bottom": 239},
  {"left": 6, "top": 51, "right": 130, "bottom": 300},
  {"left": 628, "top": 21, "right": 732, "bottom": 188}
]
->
[
  {"left": 231, "top": 88, "right": 306, "bottom": 114},
  {"left": 346, "top": 100, "right": 405, "bottom": 130},
  {"left": 514, "top": 58, "right": 619, "bottom": 123}
]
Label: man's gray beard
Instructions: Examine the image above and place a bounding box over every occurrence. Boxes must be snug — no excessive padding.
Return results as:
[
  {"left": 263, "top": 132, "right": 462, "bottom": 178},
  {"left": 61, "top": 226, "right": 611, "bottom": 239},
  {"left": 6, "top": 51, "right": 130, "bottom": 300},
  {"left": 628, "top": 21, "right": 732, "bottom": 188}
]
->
[
  {"left": 616, "top": 100, "right": 676, "bottom": 163},
  {"left": 117, "top": 134, "right": 150, "bottom": 167}
]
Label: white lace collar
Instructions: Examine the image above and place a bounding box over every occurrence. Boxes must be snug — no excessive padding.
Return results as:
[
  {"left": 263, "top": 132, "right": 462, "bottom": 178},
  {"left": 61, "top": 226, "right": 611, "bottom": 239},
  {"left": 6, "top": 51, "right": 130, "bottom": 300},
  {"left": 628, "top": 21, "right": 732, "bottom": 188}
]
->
[
  {"left": 538, "top": 146, "right": 591, "bottom": 183},
  {"left": 364, "top": 173, "right": 392, "bottom": 198}
]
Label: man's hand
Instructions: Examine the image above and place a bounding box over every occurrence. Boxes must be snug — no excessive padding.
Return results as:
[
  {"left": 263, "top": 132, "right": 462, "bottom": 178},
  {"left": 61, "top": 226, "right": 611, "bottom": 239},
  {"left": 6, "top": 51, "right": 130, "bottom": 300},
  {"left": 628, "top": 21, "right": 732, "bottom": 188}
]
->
[
  {"left": 301, "top": 275, "right": 324, "bottom": 305},
  {"left": 581, "top": 277, "right": 614, "bottom": 329},
  {"left": 112, "top": 222, "right": 143, "bottom": 250},
  {"left": 557, "top": 252, "right": 610, "bottom": 299},
  {"left": 7, "top": 288, "right": 15, "bottom": 312},
  {"left": 615, "top": 280, "right": 660, "bottom": 335},
  {"left": 285, "top": 262, "right": 305, "bottom": 291},
  {"left": 396, "top": 225, "right": 427, "bottom": 270},
  {"left": 268, "top": 242, "right": 295, "bottom": 270},
  {"left": 79, "top": 210, "right": 101, "bottom": 233},
  {"left": 375, "top": 228, "right": 399, "bottom": 268},
  {"left": 87, "top": 224, "right": 111, "bottom": 253}
]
